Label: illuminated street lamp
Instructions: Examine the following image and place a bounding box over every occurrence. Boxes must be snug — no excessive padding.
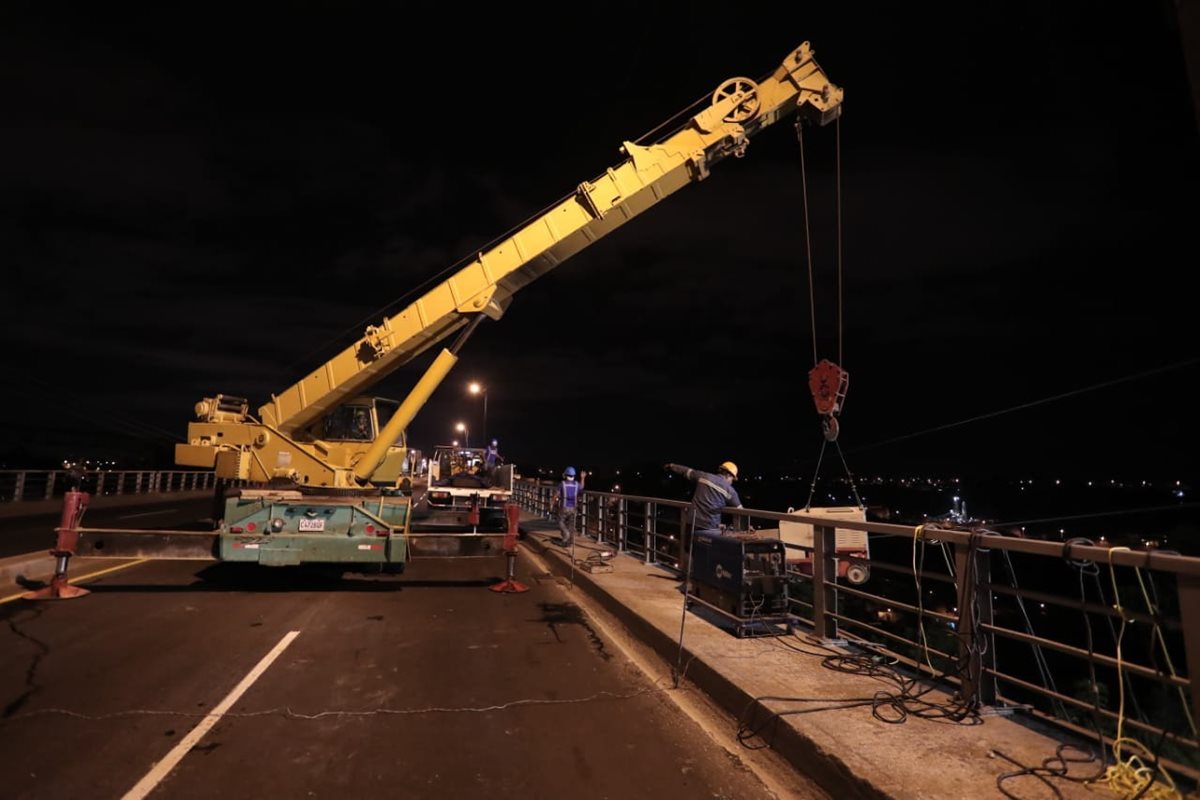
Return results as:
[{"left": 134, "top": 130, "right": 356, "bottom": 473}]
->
[
  {"left": 456, "top": 422, "right": 468, "bottom": 448},
  {"left": 468, "top": 381, "right": 488, "bottom": 443}
]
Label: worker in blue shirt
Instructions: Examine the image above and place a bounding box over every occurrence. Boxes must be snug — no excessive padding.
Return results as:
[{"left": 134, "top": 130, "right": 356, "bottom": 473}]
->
[
  {"left": 484, "top": 439, "right": 501, "bottom": 479},
  {"left": 664, "top": 461, "right": 742, "bottom": 573},
  {"left": 552, "top": 466, "right": 586, "bottom": 547},
  {"left": 664, "top": 461, "right": 742, "bottom": 534}
]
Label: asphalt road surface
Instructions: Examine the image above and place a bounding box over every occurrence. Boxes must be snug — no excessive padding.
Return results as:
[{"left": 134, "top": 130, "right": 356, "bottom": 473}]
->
[{"left": 0, "top": 553, "right": 820, "bottom": 799}]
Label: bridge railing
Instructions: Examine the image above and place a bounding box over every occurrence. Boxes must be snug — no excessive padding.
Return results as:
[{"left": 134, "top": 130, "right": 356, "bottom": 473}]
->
[
  {"left": 514, "top": 478, "right": 1200, "bottom": 779},
  {"left": 0, "top": 469, "right": 220, "bottom": 503}
]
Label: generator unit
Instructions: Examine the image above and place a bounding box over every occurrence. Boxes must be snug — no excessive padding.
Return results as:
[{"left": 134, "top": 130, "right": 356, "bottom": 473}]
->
[{"left": 688, "top": 532, "right": 790, "bottom": 621}]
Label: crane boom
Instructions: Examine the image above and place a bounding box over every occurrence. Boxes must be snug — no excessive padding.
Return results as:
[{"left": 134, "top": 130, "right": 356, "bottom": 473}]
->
[
  {"left": 176, "top": 41, "right": 843, "bottom": 491},
  {"left": 262, "top": 42, "right": 843, "bottom": 435}
]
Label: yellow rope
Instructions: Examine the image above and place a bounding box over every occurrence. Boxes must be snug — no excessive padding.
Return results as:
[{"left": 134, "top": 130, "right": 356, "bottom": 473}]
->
[
  {"left": 911, "top": 524, "right": 937, "bottom": 675},
  {"left": 1101, "top": 547, "right": 1181, "bottom": 800}
]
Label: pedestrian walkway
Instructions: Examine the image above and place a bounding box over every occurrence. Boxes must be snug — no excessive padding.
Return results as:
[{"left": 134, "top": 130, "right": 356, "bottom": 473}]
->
[{"left": 518, "top": 512, "right": 1108, "bottom": 800}]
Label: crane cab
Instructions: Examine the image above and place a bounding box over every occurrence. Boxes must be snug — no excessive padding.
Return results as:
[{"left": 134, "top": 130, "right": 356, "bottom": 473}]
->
[{"left": 301, "top": 396, "right": 410, "bottom": 490}]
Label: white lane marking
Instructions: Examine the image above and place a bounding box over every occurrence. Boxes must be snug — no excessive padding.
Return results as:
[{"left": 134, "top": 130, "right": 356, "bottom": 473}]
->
[
  {"left": 122, "top": 630, "right": 302, "bottom": 800},
  {"left": 117, "top": 509, "right": 176, "bottom": 520}
]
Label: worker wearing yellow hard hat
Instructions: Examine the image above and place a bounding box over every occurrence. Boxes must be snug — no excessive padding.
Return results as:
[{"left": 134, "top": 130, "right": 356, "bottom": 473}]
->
[{"left": 663, "top": 459, "right": 742, "bottom": 532}]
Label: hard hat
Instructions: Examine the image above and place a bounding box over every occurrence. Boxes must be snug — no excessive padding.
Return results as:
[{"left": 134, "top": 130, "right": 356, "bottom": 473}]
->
[
  {"left": 491, "top": 439, "right": 498, "bottom": 446},
  {"left": 719, "top": 461, "right": 739, "bottom": 479},
  {"left": 564, "top": 466, "right": 577, "bottom": 478}
]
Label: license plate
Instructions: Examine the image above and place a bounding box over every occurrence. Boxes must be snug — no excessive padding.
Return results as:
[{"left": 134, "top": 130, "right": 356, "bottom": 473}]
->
[{"left": 298, "top": 518, "right": 326, "bottom": 532}]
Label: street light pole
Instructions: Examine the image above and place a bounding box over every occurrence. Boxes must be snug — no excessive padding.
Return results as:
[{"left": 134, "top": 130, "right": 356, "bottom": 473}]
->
[{"left": 456, "top": 422, "right": 468, "bottom": 449}]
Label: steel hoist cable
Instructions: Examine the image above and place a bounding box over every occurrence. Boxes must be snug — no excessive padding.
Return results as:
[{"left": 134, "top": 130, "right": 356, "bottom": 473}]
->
[{"left": 798, "top": 116, "right": 861, "bottom": 509}]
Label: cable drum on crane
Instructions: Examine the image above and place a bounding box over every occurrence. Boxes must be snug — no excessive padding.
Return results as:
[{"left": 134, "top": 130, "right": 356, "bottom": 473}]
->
[{"left": 713, "top": 77, "right": 761, "bottom": 123}]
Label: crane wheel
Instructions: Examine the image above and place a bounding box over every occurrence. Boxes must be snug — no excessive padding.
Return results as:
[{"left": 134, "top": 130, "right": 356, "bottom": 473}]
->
[{"left": 713, "top": 77, "right": 760, "bottom": 123}]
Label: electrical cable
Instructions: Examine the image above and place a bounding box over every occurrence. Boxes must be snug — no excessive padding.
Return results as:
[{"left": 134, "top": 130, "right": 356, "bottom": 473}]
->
[
  {"left": 736, "top": 641, "right": 984, "bottom": 747},
  {"left": 672, "top": 506, "right": 699, "bottom": 689},
  {"left": 912, "top": 524, "right": 939, "bottom": 677},
  {"left": 735, "top": 530, "right": 985, "bottom": 748},
  {"left": 998, "top": 548, "right": 1069, "bottom": 720},
  {"left": 1131, "top": 565, "right": 1196, "bottom": 738},
  {"left": 842, "top": 357, "right": 1200, "bottom": 458},
  {"left": 996, "top": 502, "right": 1200, "bottom": 531},
  {"left": 989, "top": 743, "right": 1103, "bottom": 800},
  {"left": 0, "top": 688, "right": 662, "bottom": 724},
  {"left": 1082, "top": 554, "right": 1149, "bottom": 724}
]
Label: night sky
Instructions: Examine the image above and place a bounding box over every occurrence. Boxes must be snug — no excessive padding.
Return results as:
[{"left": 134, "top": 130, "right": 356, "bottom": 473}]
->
[{"left": 2, "top": 2, "right": 1197, "bottom": 481}]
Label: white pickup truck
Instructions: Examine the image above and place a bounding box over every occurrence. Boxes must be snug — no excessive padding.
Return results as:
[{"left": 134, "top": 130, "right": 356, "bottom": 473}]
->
[{"left": 414, "top": 445, "right": 514, "bottom": 531}]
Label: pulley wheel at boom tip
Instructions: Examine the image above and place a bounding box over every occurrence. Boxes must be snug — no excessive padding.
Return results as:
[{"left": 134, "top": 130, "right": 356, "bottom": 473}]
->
[{"left": 713, "top": 77, "right": 761, "bottom": 123}]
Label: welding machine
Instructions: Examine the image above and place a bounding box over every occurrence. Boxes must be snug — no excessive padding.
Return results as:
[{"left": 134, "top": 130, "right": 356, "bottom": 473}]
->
[{"left": 688, "top": 532, "right": 789, "bottom": 619}]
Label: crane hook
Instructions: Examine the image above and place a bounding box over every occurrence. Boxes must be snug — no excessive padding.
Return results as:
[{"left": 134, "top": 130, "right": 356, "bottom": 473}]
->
[{"left": 808, "top": 359, "right": 848, "bottom": 441}]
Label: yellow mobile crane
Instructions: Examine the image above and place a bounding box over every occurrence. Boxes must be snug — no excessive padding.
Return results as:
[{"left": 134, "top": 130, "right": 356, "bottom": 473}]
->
[{"left": 45, "top": 41, "right": 843, "bottom": 580}]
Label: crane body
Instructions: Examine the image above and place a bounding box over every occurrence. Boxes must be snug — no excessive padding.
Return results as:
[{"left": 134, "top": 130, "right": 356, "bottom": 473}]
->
[{"left": 53, "top": 41, "right": 844, "bottom": 572}]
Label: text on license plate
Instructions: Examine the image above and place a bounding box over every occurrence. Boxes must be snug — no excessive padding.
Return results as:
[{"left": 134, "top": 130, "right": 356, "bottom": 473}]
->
[{"left": 298, "top": 518, "right": 326, "bottom": 532}]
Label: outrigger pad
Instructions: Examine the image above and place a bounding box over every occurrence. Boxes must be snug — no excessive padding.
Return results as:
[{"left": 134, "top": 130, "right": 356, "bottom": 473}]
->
[{"left": 23, "top": 579, "right": 91, "bottom": 601}]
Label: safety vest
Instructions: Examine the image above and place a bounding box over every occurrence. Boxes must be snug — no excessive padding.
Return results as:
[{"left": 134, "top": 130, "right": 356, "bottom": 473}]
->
[{"left": 559, "top": 480, "right": 579, "bottom": 510}]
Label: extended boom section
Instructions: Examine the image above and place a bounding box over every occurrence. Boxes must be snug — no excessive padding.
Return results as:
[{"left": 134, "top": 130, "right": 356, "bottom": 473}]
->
[{"left": 259, "top": 41, "right": 842, "bottom": 437}]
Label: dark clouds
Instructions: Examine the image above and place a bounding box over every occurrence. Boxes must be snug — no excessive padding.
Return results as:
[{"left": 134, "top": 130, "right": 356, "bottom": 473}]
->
[{"left": 1, "top": 2, "right": 1197, "bottom": 480}]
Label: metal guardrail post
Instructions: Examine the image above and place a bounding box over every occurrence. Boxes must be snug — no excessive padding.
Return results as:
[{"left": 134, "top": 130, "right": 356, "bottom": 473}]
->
[
  {"left": 678, "top": 506, "right": 688, "bottom": 570},
  {"left": 644, "top": 501, "right": 653, "bottom": 563},
  {"left": 955, "top": 540, "right": 996, "bottom": 705},
  {"left": 812, "top": 523, "right": 838, "bottom": 640},
  {"left": 14, "top": 471, "right": 26, "bottom": 503},
  {"left": 45, "top": 471, "right": 56, "bottom": 500},
  {"left": 595, "top": 495, "right": 602, "bottom": 541},
  {"left": 617, "top": 497, "right": 627, "bottom": 552},
  {"left": 1177, "top": 575, "right": 1200, "bottom": 732}
]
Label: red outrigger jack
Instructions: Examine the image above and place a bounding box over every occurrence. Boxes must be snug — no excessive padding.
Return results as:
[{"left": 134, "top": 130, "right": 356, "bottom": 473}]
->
[
  {"left": 25, "top": 489, "right": 92, "bottom": 600},
  {"left": 808, "top": 359, "right": 849, "bottom": 441},
  {"left": 490, "top": 503, "right": 529, "bottom": 593}
]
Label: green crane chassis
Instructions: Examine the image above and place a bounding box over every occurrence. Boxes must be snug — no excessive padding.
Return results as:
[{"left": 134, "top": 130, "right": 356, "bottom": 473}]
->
[{"left": 61, "top": 488, "right": 512, "bottom": 572}]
